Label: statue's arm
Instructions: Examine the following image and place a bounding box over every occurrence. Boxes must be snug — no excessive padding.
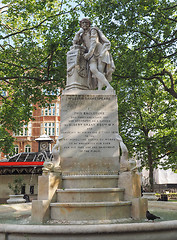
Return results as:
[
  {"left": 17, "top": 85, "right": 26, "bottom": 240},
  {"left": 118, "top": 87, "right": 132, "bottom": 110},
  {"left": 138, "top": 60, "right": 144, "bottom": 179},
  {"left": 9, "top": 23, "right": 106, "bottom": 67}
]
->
[
  {"left": 73, "top": 29, "right": 84, "bottom": 45},
  {"left": 84, "top": 28, "right": 97, "bottom": 59}
]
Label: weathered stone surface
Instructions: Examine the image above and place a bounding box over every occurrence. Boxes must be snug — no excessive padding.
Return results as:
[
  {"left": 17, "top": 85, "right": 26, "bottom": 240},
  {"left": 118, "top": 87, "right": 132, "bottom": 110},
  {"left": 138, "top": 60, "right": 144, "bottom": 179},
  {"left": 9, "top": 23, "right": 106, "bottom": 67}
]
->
[
  {"left": 31, "top": 199, "right": 50, "bottom": 224},
  {"left": 56, "top": 188, "right": 124, "bottom": 202},
  {"left": 6, "top": 195, "right": 26, "bottom": 204},
  {"left": 118, "top": 171, "right": 141, "bottom": 201},
  {"left": 131, "top": 197, "right": 148, "bottom": 220},
  {"left": 62, "top": 175, "right": 119, "bottom": 189},
  {"left": 31, "top": 172, "right": 62, "bottom": 224},
  {"left": 66, "top": 46, "right": 89, "bottom": 90},
  {"left": 60, "top": 90, "right": 119, "bottom": 175},
  {"left": 50, "top": 201, "right": 132, "bottom": 221},
  {"left": 1, "top": 221, "right": 177, "bottom": 240},
  {"left": 38, "top": 172, "right": 61, "bottom": 201}
]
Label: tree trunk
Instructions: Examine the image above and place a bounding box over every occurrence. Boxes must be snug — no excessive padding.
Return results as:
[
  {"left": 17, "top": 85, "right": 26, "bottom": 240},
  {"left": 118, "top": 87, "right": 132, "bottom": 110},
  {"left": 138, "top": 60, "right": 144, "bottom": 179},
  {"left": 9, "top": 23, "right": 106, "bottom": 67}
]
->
[{"left": 147, "top": 145, "right": 154, "bottom": 192}]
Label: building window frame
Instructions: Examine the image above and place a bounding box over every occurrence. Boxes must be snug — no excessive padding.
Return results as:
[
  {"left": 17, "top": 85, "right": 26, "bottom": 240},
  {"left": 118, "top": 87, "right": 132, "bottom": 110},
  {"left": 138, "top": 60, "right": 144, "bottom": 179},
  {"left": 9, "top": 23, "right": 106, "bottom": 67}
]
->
[
  {"left": 41, "top": 103, "right": 60, "bottom": 116},
  {"left": 41, "top": 122, "right": 57, "bottom": 136},
  {"left": 14, "top": 122, "right": 32, "bottom": 137},
  {"left": 25, "top": 144, "right": 31, "bottom": 153},
  {"left": 14, "top": 145, "right": 19, "bottom": 155}
]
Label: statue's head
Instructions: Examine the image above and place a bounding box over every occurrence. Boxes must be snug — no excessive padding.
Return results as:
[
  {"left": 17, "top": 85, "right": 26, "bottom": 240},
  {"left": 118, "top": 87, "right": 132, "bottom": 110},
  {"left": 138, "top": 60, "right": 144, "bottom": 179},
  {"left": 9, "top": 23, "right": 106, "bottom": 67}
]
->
[{"left": 79, "top": 18, "right": 91, "bottom": 27}]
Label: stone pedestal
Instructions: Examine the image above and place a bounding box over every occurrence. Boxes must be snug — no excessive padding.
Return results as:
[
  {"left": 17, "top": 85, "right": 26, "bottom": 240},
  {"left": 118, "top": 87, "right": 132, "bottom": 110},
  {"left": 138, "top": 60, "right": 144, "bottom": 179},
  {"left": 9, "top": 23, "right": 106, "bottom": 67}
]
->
[
  {"left": 131, "top": 198, "right": 148, "bottom": 220},
  {"left": 7, "top": 195, "right": 26, "bottom": 204},
  {"left": 37, "top": 172, "right": 62, "bottom": 201},
  {"left": 60, "top": 89, "right": 119, "bottom": 175},
  {"left": 32, "top": 89, "right": 148, "bottom": 223},
  {"left": 118, "top": 171, "right": 141, "bottom": 201},
  {"left": 31, "top": 172, "right": 62, "bottom": 224},
  {"left": 118, "top": 171, "right": 147, "bottom": 219}
]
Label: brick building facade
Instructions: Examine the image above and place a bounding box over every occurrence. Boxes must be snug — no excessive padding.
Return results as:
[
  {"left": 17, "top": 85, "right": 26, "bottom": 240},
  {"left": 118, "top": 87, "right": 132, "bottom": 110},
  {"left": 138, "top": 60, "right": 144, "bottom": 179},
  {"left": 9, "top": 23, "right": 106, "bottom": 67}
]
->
[{"left": 0, "top": 95, "right": 61, "bottom": 160}]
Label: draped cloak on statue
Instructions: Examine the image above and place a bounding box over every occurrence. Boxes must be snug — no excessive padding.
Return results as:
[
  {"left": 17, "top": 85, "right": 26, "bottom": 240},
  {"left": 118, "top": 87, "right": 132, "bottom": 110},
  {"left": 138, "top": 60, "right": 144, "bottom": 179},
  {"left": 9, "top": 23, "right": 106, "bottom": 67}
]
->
[{"left": 73, "top": 26, "right": 115, "bottom": 90}]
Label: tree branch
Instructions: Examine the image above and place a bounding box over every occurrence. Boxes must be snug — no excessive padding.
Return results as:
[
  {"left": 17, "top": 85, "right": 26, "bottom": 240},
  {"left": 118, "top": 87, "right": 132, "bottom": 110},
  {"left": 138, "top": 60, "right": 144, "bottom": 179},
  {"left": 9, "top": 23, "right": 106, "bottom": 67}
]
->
[
  {"left": 0, "top": 94, "right": 8, "bottom": 101},
  {"left": 114, "top": 69, "right": 177, "bottom": 98},
  {"left": 1, "top": 23, "right": 14, "bottom": 31},
  {"left": 0, "top": 76, "right": 60, "bottom": 83},
  {"left": 135, "top": 36, "right": 177, "bottom": 51},
  {"left": 0, "top": 52, "right": 51, "bottom": 70},
  {"left": 161, "top": 51, "right": 177, "bottom": 59},
  {"left": 0, "top": 60, "right": 24, "bottom": 70},
  {"left": 0, "top": 4, "right": 10, "bottom": 11},
  {"left": 1, "top": 4, "right": 81, "bottom": 40},
  {"left": 142, "top": 70, "right": 177, "bottom": 98},
  {"left": 0, "top": 43, "right": 16, "bottom": 51},
  {"left": 136, "top": 31, "right": 159, "bottom": 45},
  {"left": 0, "top": 76, "right": 44, "bottom": 82},
  {"left": 161, "top": 4, "right": 177, "bottom": 11},
  {"left": 152, "top": 151, "right": 175, "bottom": 162},
  {"left": 162, "top": 69, "right": 174, "bottom": 89}
]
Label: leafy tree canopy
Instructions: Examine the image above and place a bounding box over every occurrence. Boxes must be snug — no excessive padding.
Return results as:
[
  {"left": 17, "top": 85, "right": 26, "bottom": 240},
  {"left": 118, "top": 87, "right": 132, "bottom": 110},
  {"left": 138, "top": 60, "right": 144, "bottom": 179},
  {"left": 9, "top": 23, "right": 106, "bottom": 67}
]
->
[
  {"left": 0, "top": 0, "right": 176, "bottom": 188},
  {"left": 81, "top": 0, "right": 177, "bottom": 98},
  {"left": 0, "top": 0, "right": 82, "bottom": 155},
  {"left": 118, "top": 77, "right": 177, "bottom": 190},
  {"left": 80, "top": 0, "right": 177, "bottom": 190}
]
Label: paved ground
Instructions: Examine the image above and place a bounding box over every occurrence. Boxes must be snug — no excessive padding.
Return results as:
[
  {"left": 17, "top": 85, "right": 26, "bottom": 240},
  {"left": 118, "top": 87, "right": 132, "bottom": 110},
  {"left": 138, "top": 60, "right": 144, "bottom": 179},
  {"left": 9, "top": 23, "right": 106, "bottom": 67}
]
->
[{"left": 0, "top": 203, "right": 31, "bottom": 224}]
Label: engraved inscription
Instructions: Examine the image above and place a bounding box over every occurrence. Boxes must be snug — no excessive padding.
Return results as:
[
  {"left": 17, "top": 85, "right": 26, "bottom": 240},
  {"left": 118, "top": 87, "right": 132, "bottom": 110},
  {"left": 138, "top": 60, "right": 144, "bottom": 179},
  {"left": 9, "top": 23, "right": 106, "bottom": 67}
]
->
[{"left": 61, "top": 95, "right": 119, "bottom": 157}]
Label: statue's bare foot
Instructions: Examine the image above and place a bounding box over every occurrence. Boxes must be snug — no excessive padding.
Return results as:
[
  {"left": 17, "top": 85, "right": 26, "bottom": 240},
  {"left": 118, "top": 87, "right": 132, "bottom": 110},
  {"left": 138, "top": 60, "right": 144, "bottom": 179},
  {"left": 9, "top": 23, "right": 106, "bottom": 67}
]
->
[
  {"left": 106, "top": 85, "right": 113, "bottom": 90},
  {"left": 98, "top": 82, "right": 104, "bottom": 90}
]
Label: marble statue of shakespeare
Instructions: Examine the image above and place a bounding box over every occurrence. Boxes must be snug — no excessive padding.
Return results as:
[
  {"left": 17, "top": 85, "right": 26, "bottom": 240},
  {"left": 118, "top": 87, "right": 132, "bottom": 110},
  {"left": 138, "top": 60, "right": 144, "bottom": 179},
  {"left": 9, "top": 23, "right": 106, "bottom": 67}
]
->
[{"left": 73, "top": 18, "right": 115, "bottom": 90}]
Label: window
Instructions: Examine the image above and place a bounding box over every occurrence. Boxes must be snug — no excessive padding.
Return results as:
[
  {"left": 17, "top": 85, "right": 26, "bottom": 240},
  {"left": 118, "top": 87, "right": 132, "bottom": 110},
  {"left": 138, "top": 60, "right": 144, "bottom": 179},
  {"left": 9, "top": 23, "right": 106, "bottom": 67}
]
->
[
  {"left": 30, "top": 186, "right": 34, "bottom": 194},
  {"left": 13, "top": 145, "right": 19, "bottom": 155},
  {"left": 14, "top": 122, "right": 32, "bottom": 136},
  {"left": 28, "top": 122, "right": 32, "bottom": 136},
  {"left": 21, "top": 185, "right": 26, "bottom": 194},
  {"left": 25, "top": 144, "right": 31, "bottom": 153},
  {"left": 41, "top": 103, "right": 59, "bottom": 116},
  {"left": 41, "top": 122, "right": 55, "bottom": 136},
  {"left": 41, "top": 121, "right": 60, "bottom": 136}
]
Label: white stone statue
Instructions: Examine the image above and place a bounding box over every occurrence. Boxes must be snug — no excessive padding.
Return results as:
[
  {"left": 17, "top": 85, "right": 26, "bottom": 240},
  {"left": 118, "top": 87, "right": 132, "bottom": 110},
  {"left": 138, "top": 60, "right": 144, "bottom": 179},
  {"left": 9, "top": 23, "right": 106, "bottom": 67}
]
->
[
  {"left": 116, "top": 134, "right": 137, "bottom": 172},
  {"left": 52, "top": 135, "right": 63, "bottom": 170},
  {"left": 72, "top": 18, "right": 115, "bottom": 90},
  {"left": 43, "top": 135, "right": 63, "bottom": 173}
]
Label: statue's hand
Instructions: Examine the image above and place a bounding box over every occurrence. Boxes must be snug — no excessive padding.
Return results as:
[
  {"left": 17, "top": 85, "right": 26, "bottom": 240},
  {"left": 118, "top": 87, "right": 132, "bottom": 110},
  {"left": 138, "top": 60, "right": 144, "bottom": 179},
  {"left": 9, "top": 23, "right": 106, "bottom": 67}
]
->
[
  {"left": 84, "top": 52, "right": 92, "bottom": 60},
  {"left": 78, "top": 29, "right": 84, "bottom": 35}
]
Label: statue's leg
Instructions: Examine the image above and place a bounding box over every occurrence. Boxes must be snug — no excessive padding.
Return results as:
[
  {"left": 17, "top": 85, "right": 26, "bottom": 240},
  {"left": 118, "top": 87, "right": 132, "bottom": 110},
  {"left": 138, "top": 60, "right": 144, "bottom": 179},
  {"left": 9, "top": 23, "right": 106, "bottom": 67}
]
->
[
  {"left": 89, "top": 60, "right": 113, "bottom": 90},
  {"left": 97, "top": 61, "right": 106, "bottom": 90},
  {"left": 98, "top": 81, "right": 104, "bottom": 90}
]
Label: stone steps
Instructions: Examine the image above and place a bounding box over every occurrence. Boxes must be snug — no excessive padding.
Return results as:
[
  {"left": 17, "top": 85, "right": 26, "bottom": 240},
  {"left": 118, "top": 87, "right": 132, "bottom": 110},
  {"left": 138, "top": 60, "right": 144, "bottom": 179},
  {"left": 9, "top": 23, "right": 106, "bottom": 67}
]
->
[
  {"left": 62, "top": 175, "right": 119, "bottom": 189},
  {"left": 50, "top": 201, "right": 132, "bottom": 221},
  {"left": 56, "top": 188, "right": 124, "bottom": 202},
  {"left": 50, "top": 174, "right": 132, "bottom": 222}
]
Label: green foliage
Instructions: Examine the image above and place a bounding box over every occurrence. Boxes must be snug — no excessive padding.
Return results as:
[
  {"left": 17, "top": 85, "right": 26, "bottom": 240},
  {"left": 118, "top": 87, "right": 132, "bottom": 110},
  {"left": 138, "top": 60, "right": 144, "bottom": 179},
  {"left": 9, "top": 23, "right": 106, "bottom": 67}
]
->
[
  {"left": 0, "top": 0, "right": 81, "bottom": 154},
  {"left": 8, "top": 176, "right": 25, "bottom": 195},
  {"left": 0, "top": 127, "right": 14, "bottom": 156},
  {"left": 0, "top": 0, "right": 177, "bottom": 192},
  {"left": 118, "top": 77, "right": 177, "bottom": 164},
  {"left": 81, "top": 0, "right": 177, "bottom": 98},
  {"left": 80, "top": 0, "right": 177, "bottom": 191}
]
